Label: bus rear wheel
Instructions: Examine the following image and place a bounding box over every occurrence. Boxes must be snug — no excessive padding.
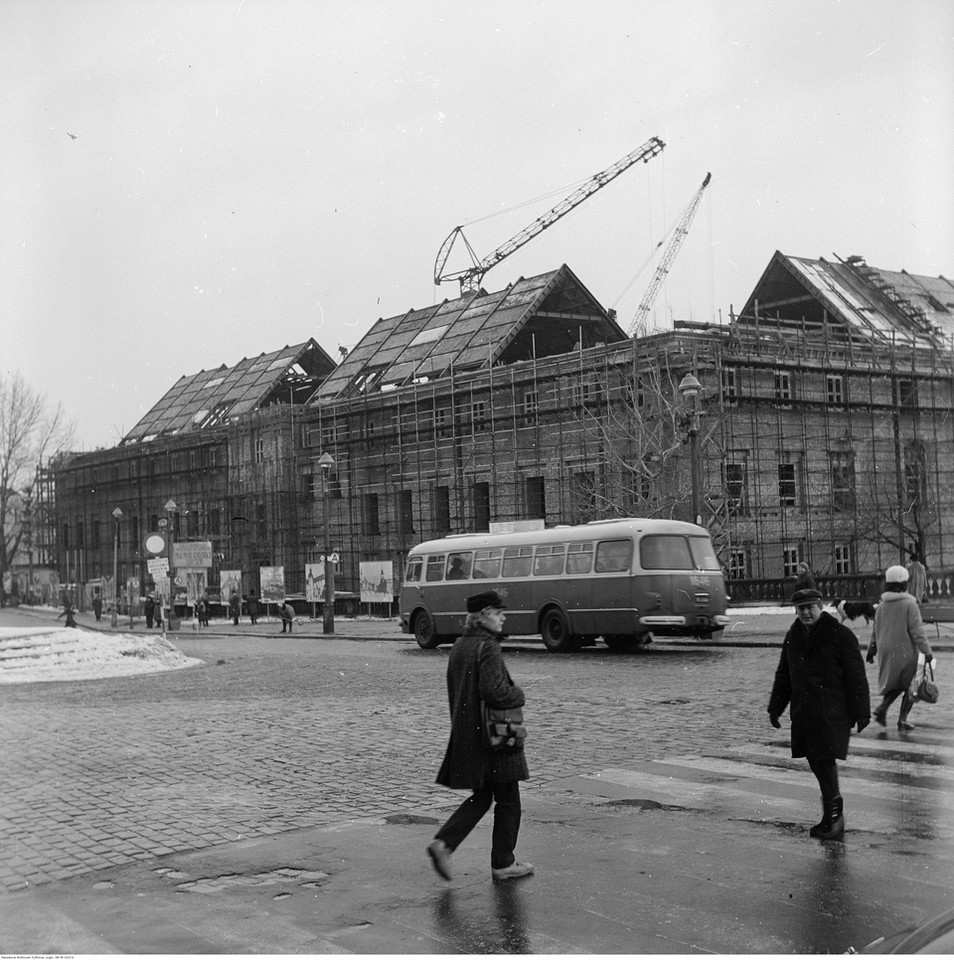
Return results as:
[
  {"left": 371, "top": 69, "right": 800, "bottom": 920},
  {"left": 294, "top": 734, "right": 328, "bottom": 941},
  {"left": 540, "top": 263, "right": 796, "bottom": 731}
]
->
[
  {"left": 413, "top": 610, "right": 442, "bottom": 649},
  {"left": 540, "top": 607, "right": 575, "bottom": 653}
]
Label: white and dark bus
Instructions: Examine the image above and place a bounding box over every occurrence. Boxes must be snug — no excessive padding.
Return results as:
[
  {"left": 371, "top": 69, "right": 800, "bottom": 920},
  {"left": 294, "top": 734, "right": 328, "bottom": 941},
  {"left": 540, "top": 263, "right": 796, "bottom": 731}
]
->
[{"left": 399, "top": 518, "right": 729, "bottom": 652}]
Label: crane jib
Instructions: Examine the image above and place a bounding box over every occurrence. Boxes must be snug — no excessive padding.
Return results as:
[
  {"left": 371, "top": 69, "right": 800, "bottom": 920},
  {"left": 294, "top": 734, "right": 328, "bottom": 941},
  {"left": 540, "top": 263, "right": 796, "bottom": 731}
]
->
[{"left": 434, "top": 136, "right": 666, "bottom": 291}]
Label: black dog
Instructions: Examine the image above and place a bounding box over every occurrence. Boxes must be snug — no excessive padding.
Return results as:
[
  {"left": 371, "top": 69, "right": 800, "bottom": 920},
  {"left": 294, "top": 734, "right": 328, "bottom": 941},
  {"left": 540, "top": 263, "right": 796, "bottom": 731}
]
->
[{"left": 831, "top": 598, "right": 877, "bottom": 624}]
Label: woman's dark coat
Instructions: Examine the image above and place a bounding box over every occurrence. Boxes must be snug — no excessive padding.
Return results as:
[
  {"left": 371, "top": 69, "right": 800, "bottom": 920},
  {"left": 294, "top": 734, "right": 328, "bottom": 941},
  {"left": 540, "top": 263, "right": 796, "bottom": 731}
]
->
[
  {"left": 768, "top": 610, "right": 870, "bottom": 759},
  {"left": 793, "top": 569, "right": 817, "bottom": 593},
  {"left": 437, "top": 624, "right": 529, "bottom": 789}
]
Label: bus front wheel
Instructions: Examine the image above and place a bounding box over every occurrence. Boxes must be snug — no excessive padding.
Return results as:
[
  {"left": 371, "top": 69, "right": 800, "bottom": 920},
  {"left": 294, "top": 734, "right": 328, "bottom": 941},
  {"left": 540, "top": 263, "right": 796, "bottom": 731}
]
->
[
  {"left": 540, "top": 607, "right": 574, "bottom": 653},
  {"left": 413, "top": 610, "right": 442, "bottom": 649}
]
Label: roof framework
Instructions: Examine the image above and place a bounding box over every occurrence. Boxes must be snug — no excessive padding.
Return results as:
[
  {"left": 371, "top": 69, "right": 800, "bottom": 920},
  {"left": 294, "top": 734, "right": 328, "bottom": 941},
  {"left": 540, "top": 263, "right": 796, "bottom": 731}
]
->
[
  {"left": 122, "top": 339, "right": 336, "bottom": 444},
  {"left": 315, "top": 265, "right": 628, "bottom": 401},
  {"left": 739, "top": 251, "right": 954, "bottom": 348}
]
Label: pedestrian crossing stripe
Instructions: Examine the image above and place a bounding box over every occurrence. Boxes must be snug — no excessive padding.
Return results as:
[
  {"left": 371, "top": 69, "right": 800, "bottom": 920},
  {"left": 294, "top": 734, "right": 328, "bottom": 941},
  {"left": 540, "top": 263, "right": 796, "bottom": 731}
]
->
[{"left": 542, "top": 737, "right": 954, "bottom": 842}]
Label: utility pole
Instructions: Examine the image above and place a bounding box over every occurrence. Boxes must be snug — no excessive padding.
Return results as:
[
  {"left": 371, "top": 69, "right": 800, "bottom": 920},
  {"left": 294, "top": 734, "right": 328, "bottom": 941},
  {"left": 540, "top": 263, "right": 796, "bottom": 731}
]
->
[{"left": 318, "top": 453, "right": 336, "bottom": 634}]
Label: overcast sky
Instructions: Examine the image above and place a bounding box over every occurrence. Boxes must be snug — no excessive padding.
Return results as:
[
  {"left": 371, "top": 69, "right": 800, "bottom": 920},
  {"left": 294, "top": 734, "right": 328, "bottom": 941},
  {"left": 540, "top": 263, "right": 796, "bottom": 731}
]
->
[{"left": 2, "top": 0, "right": 952, "bottom": 450}]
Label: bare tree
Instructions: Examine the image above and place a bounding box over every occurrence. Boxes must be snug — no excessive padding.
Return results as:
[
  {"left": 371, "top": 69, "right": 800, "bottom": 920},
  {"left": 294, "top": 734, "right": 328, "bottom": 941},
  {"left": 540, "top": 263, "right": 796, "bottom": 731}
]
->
[
  {"left": 567, "top": 355, "right": 725, "bottom": 528},
  {"left": 850, "top": 434, "right": 932, "bottom": 566},
  {"left": 0, "top": 372, "right": 75, "bottom": 592}
]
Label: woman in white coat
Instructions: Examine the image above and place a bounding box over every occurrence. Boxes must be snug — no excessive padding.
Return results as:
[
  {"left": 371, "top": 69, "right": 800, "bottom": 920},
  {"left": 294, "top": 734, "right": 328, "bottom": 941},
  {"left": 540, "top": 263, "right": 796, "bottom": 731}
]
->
[{"left": 866, "top": 565, "right": 934, "bottom": 730}]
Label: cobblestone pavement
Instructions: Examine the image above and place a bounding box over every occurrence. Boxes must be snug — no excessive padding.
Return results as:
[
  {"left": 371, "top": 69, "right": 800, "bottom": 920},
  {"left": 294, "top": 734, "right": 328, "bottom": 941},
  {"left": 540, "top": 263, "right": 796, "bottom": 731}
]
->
[{"left": 3, "top": 606, "right": 953, "bottom": 902}]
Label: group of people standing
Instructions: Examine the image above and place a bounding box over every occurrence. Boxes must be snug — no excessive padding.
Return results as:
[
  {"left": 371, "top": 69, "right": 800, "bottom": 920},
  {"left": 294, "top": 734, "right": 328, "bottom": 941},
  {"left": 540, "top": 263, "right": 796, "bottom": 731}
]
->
[
  {"left": 143, "top": 595, "right": 164, "bottom": 628},
  {"left": 424, "top": 561, "right": 937, "bottom": 886},
  {"left": 227, "top": 590, "right": 260, "bottom": 625}
]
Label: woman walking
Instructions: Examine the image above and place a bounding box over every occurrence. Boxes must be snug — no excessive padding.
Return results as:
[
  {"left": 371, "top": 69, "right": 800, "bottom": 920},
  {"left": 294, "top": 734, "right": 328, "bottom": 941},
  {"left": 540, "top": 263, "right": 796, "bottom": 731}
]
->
[
  {"left": 768, "top": 588, "right": 870, "bottom": 840},
  {"left": 793, "top": 561, "right": 817, "bottom": 593},
  {"left": 867, "top": 565, "right": 933, "bottom": 730},
  {"left": 427, "top": 590, "right": 533, "bottom": 883}
]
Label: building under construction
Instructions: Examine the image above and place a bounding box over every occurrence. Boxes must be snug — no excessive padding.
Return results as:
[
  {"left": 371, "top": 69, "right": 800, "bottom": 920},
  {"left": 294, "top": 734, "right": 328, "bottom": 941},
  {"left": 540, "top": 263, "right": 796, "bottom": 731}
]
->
[{"left": 48, "top": 250, "right": 954, "bottom": 610}]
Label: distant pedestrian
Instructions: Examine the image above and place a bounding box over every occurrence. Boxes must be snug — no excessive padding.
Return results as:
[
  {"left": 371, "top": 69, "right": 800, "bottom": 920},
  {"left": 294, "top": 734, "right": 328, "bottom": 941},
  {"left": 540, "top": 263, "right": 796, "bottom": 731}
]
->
[
  {"left": 867, "top": 565, "right": 933, "bottom": 731},
  {"left": 247, "top": 589, "right": 259, "bottom": 625},
  {"left": 154, "top": 600, "right": 163, "bottom": 630},
  {"left": 144, "top": 595, "right": 155, "bottom": 628},
  {"left": 768, "top": 588, "right": 870, "bottom": 841},
  {"left": 793, "top": 562, "right": 816, "bottom": 594},
  {"left": 196, "top": 593, "right": 210, "bottom": 627},
  {"left": 906, "top": 549, "right": 928, "bottom": 604},
  {"left": 279, "top": 600, "right": 295, "bottom": 633},
  {"left": 92, "top": 592, "right": 103, "bottom": 622},
  {"left": 228, "top": 591, "right": 241, "bottom": 626},
  {"left": 426, "top": 590, "right": 533, "bottom": 884},
  {"left": 57, "top": 597, "right": 77, "bottom": 628}
]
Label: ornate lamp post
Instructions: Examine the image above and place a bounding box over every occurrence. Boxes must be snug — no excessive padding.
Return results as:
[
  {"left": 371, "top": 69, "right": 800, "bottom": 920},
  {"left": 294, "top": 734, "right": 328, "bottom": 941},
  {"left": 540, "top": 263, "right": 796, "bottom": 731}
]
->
[
  {"left": 165, "top": 499, "right": 177, "bottom": 626},
  {"left": 318, "top": 452, "right": 336, "bottom": 634},
  {"left": 111, "top": 507, "right": 123, "bottom": 627},
  {"left": 678, "top": 373, "right": 703, "bottom": 526}
]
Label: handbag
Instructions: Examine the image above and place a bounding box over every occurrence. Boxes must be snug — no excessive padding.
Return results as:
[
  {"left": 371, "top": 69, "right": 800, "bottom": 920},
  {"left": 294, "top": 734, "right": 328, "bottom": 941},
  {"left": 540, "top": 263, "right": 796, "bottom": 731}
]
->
[
  {"left": 915, "top": 660, "right": 939, "bottom": 704},
  {"left": 481, "top": 702, "right": 527, "bottom": 751}
]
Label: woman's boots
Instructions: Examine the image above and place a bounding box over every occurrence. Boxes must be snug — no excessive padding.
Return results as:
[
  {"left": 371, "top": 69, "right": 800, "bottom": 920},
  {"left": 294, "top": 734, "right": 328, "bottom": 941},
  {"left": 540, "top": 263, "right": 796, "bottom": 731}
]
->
[{"left": 809, "top": 795, "right": 844, "bottom": 840}]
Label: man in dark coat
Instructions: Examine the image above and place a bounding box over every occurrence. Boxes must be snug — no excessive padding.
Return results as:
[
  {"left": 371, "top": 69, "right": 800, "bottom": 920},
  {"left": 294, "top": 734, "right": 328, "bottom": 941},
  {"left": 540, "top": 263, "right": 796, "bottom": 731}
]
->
[
  {"left": 279, "top": 600, "right": 295, "bottom": 633},
  {"left": 768, "top": 588, "right": 870, "bottom": 840},
  {"left": 427, "top": 590, "right": 533, "bottom": 883},
  {"left": 228, "top": 591, "right": 241, "bottom": 626}
]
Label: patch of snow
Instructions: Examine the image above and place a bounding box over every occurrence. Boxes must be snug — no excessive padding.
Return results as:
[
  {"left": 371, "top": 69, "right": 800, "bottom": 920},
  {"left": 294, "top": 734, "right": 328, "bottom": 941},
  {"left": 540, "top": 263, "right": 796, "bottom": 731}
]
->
[{"left": 0, "top": 627, "right": 202, "bottom": 683}]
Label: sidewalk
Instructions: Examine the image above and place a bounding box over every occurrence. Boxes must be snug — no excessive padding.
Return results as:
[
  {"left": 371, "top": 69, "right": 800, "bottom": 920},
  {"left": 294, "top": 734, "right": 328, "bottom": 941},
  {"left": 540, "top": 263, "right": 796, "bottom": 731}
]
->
[{"left": 13, "top": 603, "right": 954, "bottom": 651}]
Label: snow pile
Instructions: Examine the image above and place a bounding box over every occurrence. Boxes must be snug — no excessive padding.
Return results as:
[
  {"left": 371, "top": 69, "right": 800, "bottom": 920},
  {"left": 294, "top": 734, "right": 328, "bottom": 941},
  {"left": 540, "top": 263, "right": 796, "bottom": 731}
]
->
[{"left": 0, "top": 627, "right": 202, "bottom": 683}]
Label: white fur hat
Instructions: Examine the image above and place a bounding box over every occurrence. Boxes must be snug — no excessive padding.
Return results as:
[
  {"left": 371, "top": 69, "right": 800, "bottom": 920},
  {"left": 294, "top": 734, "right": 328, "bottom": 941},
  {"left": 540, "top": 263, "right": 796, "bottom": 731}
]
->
[{"left": 885, "top": 564, "right": 909, "bottom": 584}]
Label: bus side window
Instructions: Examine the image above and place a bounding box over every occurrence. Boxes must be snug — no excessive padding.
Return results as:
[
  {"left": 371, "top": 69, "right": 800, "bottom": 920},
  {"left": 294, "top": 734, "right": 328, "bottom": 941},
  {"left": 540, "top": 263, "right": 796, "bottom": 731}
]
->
[
  {"left": 446, "top": 552, "right": 472, "bottom": 580},
  {"left": 640, "top": 535, "right": 694, "bottom": 570},
  {"left": 595, "top": 539, "right": 632, "bottom": 573},
  {"left": 566, "top": 542, "right": 594, "bottom": 575},
  {"left": 473, "top": 549, "right": 501, "bottom": 579},
  {"left": 425, "top": 555, "right": 446, "bottom": 582},
  {"left": 533, "top": 543, "right": 566, "bottom": 576},
  {"left": 502, "top": 546, "right": 533, "bottom": 578},
  {"left": 405, "top": 557, "right": 423, "bottom": 583}
]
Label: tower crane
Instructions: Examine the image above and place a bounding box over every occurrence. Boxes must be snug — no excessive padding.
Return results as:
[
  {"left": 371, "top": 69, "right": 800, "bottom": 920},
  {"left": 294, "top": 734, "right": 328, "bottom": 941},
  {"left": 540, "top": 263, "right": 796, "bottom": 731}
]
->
[
  {"left": 434, "top": 136, "right": 666, "bottom": 296},
  {"left": 627, "top": 172, "right": 711, "bottom": 337}
]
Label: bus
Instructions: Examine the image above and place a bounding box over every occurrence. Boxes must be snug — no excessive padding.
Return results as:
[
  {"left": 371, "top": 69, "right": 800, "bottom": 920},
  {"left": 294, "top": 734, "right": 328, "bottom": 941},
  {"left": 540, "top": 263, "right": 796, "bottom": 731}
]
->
[{"left": 399, "top": 518, "right": 730, "bottom": 652}]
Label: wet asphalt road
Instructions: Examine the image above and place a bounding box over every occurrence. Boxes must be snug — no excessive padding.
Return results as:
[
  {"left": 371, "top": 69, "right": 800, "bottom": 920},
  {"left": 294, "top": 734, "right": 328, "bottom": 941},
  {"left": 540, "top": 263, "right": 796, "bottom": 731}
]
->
[{"left": 2, "top": 606, "right": 953, "bottom": 953}]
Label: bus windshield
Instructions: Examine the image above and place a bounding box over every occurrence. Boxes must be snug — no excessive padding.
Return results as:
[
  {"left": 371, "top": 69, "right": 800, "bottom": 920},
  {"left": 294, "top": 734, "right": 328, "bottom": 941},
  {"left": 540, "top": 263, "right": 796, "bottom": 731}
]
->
[{"left": 640, "top": 534, "right": 720, "bottom": 571}]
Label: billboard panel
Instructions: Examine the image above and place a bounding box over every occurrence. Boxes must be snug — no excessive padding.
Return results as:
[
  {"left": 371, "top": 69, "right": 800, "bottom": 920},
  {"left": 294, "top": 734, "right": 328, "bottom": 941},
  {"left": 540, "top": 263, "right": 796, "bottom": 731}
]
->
[
  {"left": 360, "top": 561, "right": 393, "bottom": 603},
  {"left": 260, "top": 566, "right": 285, "bottom": 602}
]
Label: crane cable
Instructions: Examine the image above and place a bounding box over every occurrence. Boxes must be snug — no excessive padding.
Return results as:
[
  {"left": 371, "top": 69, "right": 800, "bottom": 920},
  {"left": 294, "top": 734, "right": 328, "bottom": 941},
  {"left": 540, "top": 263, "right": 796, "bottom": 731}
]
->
[
  {"left": 612, "top": 172, "right": 712, "bottom": 324},
  {"left": 456, "top": 173, "right": 600, "bottom": 228}
]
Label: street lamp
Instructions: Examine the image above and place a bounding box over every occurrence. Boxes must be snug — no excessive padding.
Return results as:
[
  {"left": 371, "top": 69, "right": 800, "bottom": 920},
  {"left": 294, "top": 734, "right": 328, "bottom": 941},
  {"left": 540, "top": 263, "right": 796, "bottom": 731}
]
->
[
  {"left": 318, "top": 452, "right": 336, "bottom": 634},
  {"left": 111, "top": 507, "right": 123, "bottom": 627},
  {"left": 678, "top": 373, "right": 703, "bottom": 526},
  {"left": 165, "top": 499, "right": 177, "bottom": 628}
]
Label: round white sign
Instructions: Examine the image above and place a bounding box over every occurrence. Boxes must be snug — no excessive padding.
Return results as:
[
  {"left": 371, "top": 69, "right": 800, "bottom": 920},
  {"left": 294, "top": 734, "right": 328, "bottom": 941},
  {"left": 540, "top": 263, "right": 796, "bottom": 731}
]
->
[{"left": 144, "top": 533, "right": 166, "bottom": 555}]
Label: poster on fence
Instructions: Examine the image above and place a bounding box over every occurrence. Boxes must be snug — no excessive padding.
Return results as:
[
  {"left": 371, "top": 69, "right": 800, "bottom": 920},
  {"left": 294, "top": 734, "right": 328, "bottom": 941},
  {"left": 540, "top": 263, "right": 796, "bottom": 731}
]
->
[
  {"left": 259, "top": 566, "right": 285, "bottom": 602},
  {"left": 360, "top": 561, "right": 393, "bottom": 604},
  {"left": 220, "top": 569, "right": 242, "bottom": 602},
  {"left": 304, "top": 563, "right": 325, "bottom": 602},
  {"left": 183, "top": 570, "right": 208, "bottom": 605}
]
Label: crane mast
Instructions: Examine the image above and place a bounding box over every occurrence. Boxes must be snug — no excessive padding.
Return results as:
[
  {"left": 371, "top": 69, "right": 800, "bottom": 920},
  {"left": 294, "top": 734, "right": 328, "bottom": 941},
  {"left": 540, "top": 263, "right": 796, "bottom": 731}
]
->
[
  {"left": 434, "top": 136, "right": 666, "bottom": 295},
  {"left": 627, "top": 172, "right": 711, "bottom": 337}
]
